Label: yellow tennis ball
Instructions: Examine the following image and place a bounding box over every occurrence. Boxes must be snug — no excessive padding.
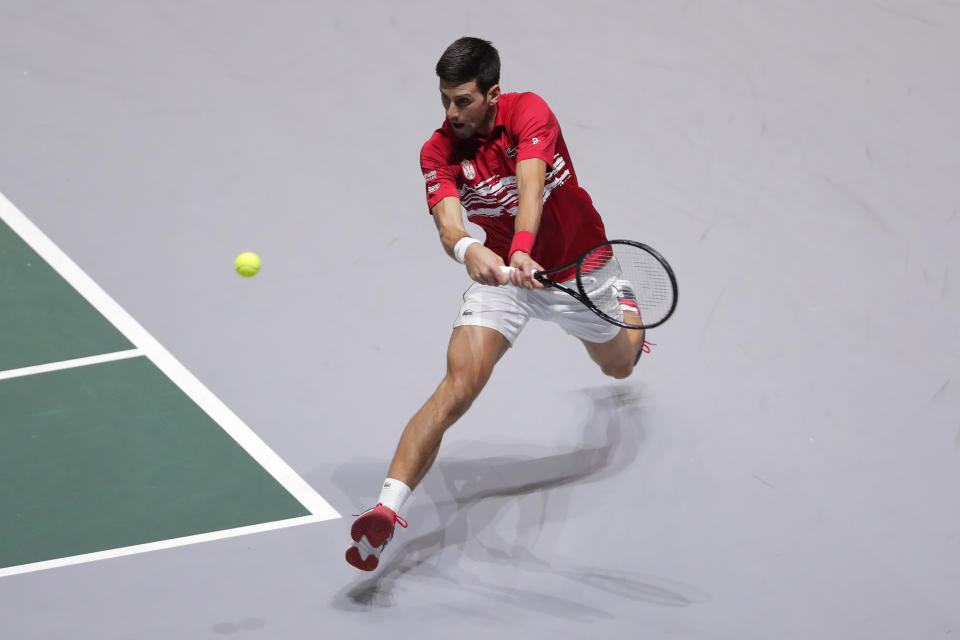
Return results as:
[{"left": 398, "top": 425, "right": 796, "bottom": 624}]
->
[{"left": 234, "top": 252, "right": 261, "bottom": 277}]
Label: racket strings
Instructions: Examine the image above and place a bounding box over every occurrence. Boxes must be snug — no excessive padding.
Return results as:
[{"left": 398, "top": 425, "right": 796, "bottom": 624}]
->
[{"left": 579, "top": 243, "right": 676, "bottom": 328}]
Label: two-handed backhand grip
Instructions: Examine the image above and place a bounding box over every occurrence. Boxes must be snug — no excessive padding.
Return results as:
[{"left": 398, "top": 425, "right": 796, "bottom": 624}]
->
[{"left": 498, "top": 265, "right": 542, "bottom": 282}]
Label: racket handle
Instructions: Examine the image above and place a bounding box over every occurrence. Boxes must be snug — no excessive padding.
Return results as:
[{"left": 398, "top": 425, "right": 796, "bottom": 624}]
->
[{"left": 499, "top": 265, "right": 544, "bottom": 284}]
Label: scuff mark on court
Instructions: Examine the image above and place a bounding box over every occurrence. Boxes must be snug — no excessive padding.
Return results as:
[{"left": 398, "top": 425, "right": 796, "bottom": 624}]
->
[
  {"left": 753, "top": 475, "right": 778, "bottom": 491},
  {"left": 874, "top": 3, "right": 938, "bottom": 27},
  {"left": 698, "top": 210, "right": 717, "bottom": 244},
  {"left": 931, "top": 379, "right": 951, "bottom": 402},
  {"left": 821, "top": 174, "right": 894, "bottom": 235},
  {"left": 699, "top": 284, "right": 729, "bottom": 345}
]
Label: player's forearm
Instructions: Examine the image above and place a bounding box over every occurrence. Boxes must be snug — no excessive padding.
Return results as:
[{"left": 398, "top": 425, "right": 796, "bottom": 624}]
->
[
  {"left": 431, "top": 197, "right": 471, "bottom": 258},
  {"left": 439, "top": 227, "right": 471, "bottom": 258},
  {"left": 514, "top": 191, "right": 543, "bottom": 237},
  {"left": 514, "top": 158, "right": 546, "bottom": 237}
]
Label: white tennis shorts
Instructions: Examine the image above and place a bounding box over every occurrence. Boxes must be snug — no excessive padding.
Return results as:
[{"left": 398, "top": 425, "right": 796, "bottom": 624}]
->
[{"left": 453, "top": 275, "right": 623, "bottom": 345}]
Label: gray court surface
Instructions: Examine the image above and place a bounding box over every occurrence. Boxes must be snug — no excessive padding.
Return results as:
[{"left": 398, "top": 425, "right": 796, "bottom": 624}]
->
[{"left": 2, "top": 1, "right": 958, "bottom": 638}]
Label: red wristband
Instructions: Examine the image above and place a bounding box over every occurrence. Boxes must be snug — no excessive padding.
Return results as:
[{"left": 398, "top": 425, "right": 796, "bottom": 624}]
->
[{"left": 508, "top": 230, "right": 535, "bottom": 263}]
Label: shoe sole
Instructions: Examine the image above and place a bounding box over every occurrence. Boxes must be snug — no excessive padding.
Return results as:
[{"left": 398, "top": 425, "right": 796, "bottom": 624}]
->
[
  {"left": 345, "top": 510, "right": 396, "bottom": 571},
  {"left": 345, "top": 540, "right": 379, "bottom": 571},
  {"left": 350, "top": 510, "right": 394, "bottom": 547}
]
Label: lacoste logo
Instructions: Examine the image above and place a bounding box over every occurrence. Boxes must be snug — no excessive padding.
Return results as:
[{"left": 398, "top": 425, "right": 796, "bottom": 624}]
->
[
  {"left": 506, "top": 146, "right": 517, "bottom": 158},
  {"left": 462, "top": 310, "right": 474, "bottom": 316},
  {"left": 384, "top": 482, "right": 392, "bottom": 487}
]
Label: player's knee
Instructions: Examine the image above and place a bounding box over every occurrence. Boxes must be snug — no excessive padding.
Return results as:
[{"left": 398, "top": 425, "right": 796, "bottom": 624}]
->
[
  {"left": 601, "top": 360, "right": 633, "bottom": 379},
  {"left": 440, "top": 374, "right": 481, "bottom": 419}
]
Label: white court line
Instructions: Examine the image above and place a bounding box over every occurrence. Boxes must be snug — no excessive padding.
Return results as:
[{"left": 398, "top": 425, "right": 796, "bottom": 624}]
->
[
  {"left": 0, "top": 349, "right": 144, "bottom": 381},
  {"left": 0, "top": 515, "right": 324, "bottom": 578},
  {"left": 0, "top": 191, "right": 341, "bottom": 576}
]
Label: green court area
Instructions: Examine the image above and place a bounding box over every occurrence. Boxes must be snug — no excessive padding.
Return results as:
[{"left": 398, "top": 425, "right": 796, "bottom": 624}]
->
[
  {"left": 0, "top": 210, "right": 319, "bottom": 573},
  {"left": 0, "top": 357, "right": 310, "bottom": 569},
  {"left": 0, "top": 218, "right": 134, "bottom": 371}
]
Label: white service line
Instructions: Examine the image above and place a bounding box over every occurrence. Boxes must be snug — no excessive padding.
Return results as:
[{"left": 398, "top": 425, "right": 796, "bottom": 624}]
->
[
  {"left": 0, "top": 191, "right": 340, "bottom": 556},
  {"left": 0, "top": 349, "right": 144, "bottom": 381},
  {"left": 0, "top": 515, "right": 325, "bottom": 578}
]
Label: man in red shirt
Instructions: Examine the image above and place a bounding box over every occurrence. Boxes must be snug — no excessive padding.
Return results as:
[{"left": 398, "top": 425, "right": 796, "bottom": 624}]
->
[{"left": 346, "top": 37, "right": 647, "bottom": 571}]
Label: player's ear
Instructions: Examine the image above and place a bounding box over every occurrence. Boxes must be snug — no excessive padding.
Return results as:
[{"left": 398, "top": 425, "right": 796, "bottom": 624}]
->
[{"left": 486, "top": 84, "right": 501, "bottom": 105}]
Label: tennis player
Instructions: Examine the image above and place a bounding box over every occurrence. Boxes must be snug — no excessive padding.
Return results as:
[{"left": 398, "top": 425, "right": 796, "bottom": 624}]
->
[{"left": 346, "top": 37, "right": 649, "bottom": 571}]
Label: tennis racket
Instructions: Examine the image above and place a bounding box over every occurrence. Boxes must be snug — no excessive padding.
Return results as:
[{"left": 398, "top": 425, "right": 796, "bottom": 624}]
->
[{"left": 500, "top": 239, "right": 678, "bottom": 330}]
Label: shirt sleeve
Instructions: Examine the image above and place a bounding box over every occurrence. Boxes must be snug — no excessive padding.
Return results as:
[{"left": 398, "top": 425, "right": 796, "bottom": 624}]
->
[
  {"left": 420, "top": 133, "right": 460, "bottom": 212},
  {"left": 508, "top": 92, "right": 560, "bottom": 169}
]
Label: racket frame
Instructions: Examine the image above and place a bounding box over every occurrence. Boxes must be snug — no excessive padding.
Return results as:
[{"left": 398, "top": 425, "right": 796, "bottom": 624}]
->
[{"left": 532, "top": 239, "right": 678, "bottom": 330}]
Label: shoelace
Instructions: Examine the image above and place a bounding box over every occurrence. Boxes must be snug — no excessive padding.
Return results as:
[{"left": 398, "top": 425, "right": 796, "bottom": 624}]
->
[
  {"left": 377, "top": 503, "right": 408, "bottom": 529},
  {"left": 352, "top": 503, "right": 408, "bottom": 529}
]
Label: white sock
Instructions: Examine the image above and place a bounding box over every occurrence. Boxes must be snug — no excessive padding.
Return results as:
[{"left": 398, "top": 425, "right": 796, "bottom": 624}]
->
[{"left": 377, "top": 478, "right": 412, "bottom": 515}]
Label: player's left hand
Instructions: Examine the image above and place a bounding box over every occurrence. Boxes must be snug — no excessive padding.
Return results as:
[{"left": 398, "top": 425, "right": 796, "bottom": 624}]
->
[{"left": 509, "top": 251, "right": 545, "bottom": 290}]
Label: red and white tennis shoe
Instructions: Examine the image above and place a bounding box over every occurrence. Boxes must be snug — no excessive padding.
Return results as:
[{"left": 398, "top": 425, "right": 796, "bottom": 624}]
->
[{"left": 345, "top": 503, "right": 407, "bottom": 571}]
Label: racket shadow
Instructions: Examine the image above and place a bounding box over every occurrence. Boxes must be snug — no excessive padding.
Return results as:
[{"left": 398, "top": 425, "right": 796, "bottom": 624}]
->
[{"left": 329, "top": 385, "right": 709, "bottom": 616}]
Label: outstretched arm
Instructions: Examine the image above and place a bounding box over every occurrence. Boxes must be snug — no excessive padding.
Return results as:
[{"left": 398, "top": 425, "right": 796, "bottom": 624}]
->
[
  {"left": 431, "top": 196, "right": 509, "bottom": 286},
  {"left": 508, "top": 157, "right": 547, "bottom": 289}
]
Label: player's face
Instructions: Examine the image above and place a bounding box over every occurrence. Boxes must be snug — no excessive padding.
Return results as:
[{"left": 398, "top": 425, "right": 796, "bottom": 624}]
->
[{"left": 439, "top": 80, "right": 500, "bottom": 139}]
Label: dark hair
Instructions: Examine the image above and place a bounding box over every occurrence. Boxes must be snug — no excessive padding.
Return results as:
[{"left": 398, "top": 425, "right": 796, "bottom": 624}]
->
[{"left": 435, "top": 37, "right": 500, "bottom": 95}]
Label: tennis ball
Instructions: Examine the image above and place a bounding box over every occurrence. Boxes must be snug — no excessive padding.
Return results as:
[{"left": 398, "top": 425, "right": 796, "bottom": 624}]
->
[{"left": 234, "top": 252, "right": 261, "bottom": 277}]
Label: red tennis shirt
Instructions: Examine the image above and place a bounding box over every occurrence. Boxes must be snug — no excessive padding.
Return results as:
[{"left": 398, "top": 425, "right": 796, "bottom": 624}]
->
[{"left": 420, "top": 92, "right": 607, "bottom": 272}]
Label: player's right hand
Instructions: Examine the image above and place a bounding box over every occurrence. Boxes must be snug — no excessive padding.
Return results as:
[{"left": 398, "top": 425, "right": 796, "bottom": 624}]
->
[{"left": 464, "top": 244, "right": 509, "bottom": 286}]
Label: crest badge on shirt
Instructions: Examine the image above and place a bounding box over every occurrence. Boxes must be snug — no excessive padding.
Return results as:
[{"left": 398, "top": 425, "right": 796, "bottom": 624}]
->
[{"left": 461, "top": 159, "right": 476, "bottom": 181}]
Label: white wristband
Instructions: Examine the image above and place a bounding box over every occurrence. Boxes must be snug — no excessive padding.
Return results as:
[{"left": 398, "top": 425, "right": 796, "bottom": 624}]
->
[{"left": 453, "top": 237, "right": 481, "bottom": 264}]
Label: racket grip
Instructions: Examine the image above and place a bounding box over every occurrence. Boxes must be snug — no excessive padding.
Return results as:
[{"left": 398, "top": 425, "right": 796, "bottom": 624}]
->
[{"left": 499, "top": 265, "right": 543, "bottom": 285}]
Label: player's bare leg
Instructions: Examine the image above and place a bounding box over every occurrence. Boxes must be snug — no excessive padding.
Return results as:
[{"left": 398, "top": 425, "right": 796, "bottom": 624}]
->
[
  {"left": 387, "top": 324, "right": 510, "bottom": 490},
  {"left": 580, "top": 310, "right": 645, "bottom": 379},
  {"left": 346, "top": 324, "right": 509, "bottom": 571}
]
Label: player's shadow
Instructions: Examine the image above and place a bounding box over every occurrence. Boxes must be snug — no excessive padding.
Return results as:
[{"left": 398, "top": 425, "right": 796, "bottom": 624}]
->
[{"left": 328, "top": 384, "right": 709, "bottom": 617}]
